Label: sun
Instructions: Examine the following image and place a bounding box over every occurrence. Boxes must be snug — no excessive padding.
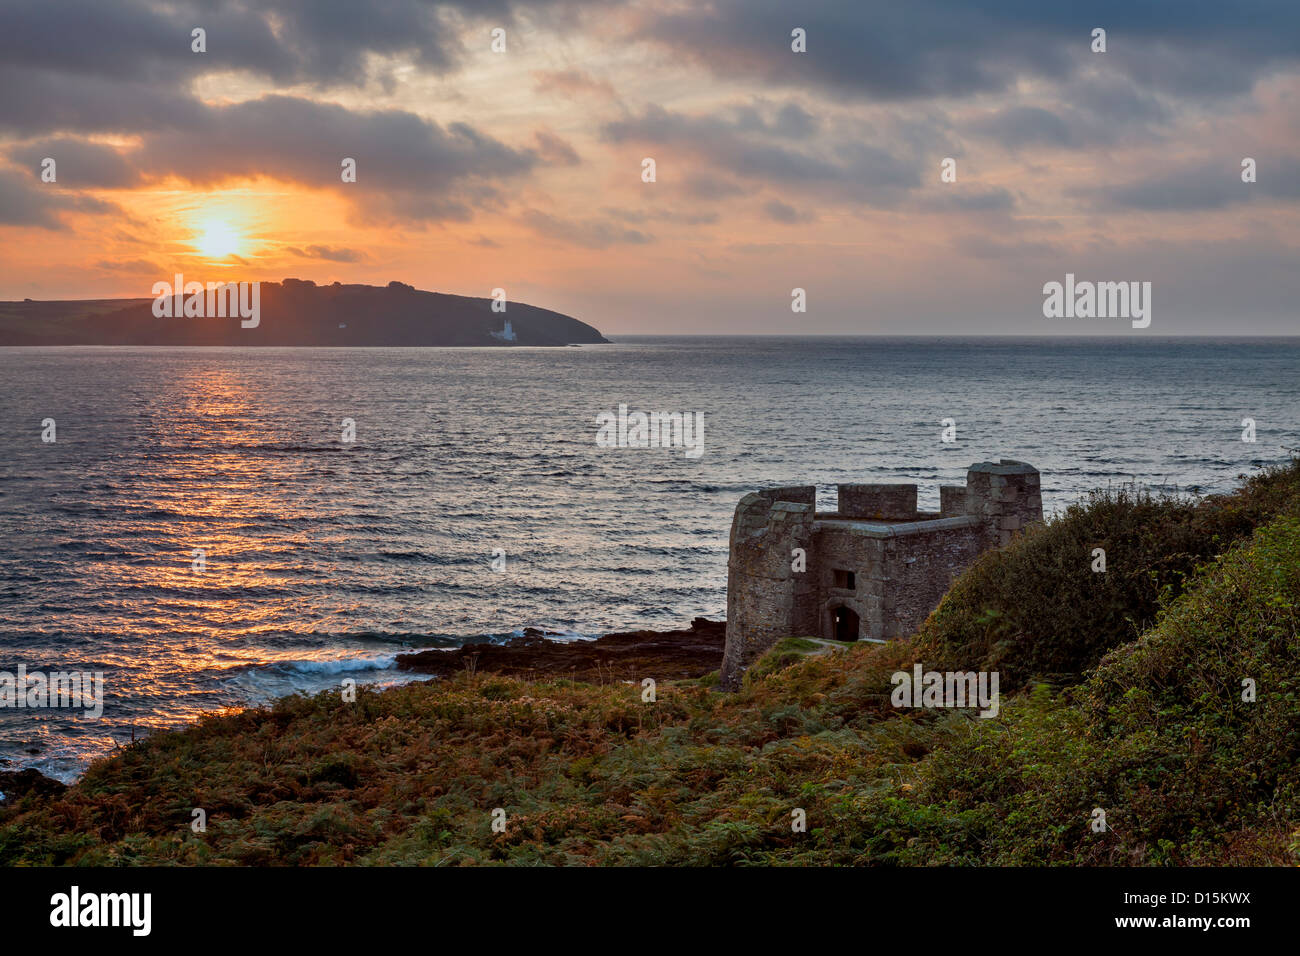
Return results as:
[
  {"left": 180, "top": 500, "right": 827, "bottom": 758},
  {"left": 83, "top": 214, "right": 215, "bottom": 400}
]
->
[{"left": 192, "top": 218, "right": 244, "bottom": 259}]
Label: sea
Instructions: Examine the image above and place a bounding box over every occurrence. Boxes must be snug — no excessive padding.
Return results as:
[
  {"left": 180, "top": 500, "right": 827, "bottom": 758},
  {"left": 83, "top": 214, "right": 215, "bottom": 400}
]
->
[{"left": 1, "top": 336, "right": 1297, "bottom": 780}]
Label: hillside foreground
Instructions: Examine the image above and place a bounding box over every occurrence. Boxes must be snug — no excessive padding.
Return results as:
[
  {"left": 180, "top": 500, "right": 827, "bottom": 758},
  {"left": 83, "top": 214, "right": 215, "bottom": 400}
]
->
[{"left": 1, "top": 461, "right": 1298, "bottom": 865}]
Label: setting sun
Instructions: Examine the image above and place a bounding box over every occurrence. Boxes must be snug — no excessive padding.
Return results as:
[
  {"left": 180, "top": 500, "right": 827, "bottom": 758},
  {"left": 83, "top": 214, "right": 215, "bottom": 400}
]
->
[{"left": 192, "top": 218, "right": 244, "bottom": 259}]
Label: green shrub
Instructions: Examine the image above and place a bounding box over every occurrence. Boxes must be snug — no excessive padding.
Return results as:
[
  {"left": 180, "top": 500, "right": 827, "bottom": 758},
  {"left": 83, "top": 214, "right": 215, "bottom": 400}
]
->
[
  {"left": 914, "top": 460, "right": 1300, "bottom": 690},
  {"left": 899, "top": 512, "right": 1300, "bottom": 865}
]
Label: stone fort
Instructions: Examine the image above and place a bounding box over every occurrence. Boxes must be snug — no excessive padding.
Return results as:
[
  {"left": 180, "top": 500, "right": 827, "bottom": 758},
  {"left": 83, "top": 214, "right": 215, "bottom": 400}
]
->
[{"left": 720, "top": 460, "right": 1042, "bottom": 689}]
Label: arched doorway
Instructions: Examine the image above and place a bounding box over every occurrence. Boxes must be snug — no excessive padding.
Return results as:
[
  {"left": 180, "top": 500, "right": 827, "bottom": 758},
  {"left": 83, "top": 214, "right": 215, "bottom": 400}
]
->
[{"left": 831, "top": 605, "right": 860, "bottom": 642}]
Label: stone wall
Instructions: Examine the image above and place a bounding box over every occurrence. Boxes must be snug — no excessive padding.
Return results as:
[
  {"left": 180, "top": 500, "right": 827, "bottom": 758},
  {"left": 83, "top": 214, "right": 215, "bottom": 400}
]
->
[
  {"left": 813, "top": 527, "right": 886, "bottom": 640},
  {"left": 720, "top": 462, "right": 1042, "bottom": 690},
  {"left": 720, "top": 487, "right": 816, "bottom": 689},
  {"left": 965, "top": 460, "right": 1043, "bottom": 546},
  {"left": 939, "top": 484, "right": 968, "bottom": 516},
  {"left": 836, "top": 483, "right": 918, "bottom": 520},
  {"left": 879, "top": 521, "right": 985, "bottom": 638}
]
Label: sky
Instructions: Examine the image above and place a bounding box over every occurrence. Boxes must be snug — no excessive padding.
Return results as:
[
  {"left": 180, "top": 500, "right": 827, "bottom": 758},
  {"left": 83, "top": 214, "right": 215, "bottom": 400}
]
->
[{"left": 0, "top": 0, "right": 1297, "bottom": 334}]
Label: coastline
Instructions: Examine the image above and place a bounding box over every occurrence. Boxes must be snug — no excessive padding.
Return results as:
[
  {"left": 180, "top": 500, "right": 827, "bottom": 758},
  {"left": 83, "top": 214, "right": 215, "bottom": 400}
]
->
[{"left": 0, "top": 618, "right": 726, "bottom": 798}]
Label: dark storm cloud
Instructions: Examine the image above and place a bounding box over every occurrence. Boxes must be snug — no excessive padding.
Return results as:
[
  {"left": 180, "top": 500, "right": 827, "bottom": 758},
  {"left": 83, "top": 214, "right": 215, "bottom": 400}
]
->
[
  {"left": 1, "top": 93, "right": 542, "bottom": 224},
  {"left": 639, "top": 0, "right": 1300, "bottom": 101},
  {"left": 0, "top": 0, "right": 593, "bottom": 135},
  {"left": 135, "top": 96, "right": 535, "bottom": 191},
  {"left": 0, "top": 67, "right": 204, "bottom": 135},
  {"left": 1081, "top": 159, "right": 1300, "bottom": 211},
  {"left": 0, "top": 174, "right": 67, "bottom": 228},
  {"left": 602, "top": 104, "right": 921, "bottom": 205},
  {"left": 967, "top": 73, "right": 1177, "bottom": 152},
  {"left": 0, "top": 0, "right": 282, "bottom": 85},
  {"left": 10, "top": 139, "right": 142, "bottom": 188},
  {"left": 0, "top": 1, "right": 608, "bottom": 227},
  {"left": 0, "top": 167, "right": 122, "bottom": 228},
  {"left": 728, "top": 101, "right": 820, "bottom": 139},
  {"left": 0, "top": 0, "right": 454, "bottom": 92},
  {"left": 107, "top": 95, "right": 535, "bottom": 224},
  {"left": 969, "top": 106, "right": 1080, "bottom": 149}
]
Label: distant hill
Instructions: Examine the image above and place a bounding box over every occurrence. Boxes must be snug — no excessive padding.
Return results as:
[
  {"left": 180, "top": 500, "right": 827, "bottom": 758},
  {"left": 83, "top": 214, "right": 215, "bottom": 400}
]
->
[{"left": 0, "top": 279, "right": 608, "bottom": 346}]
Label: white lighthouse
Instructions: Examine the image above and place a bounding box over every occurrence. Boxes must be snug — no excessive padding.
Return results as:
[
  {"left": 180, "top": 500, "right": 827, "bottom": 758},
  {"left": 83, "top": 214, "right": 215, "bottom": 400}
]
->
[{"left": 490, "top": 319, "right": 517, "bottom": 343}]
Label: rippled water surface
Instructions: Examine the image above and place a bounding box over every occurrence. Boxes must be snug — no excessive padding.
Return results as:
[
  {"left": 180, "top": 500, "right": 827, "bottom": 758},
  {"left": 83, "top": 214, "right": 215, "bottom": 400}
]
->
[{"left": 1, "top": 337, "right": 1297, "bottom": 778}]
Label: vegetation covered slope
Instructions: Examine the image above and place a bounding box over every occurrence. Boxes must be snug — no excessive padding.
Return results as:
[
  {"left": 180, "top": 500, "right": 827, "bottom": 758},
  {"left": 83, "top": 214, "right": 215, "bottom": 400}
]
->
[
  {"left": 913, "top": 462, "right": 1300, "bottom": 691},
  {"left": 1, "top": 463, "right": 1297, "bottom": 866}
]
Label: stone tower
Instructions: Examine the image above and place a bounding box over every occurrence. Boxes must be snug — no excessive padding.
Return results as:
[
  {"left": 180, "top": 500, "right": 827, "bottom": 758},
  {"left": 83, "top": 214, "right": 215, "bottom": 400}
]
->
[{"left": 719, "top": 460, "right": 1042, "bottom": 690}]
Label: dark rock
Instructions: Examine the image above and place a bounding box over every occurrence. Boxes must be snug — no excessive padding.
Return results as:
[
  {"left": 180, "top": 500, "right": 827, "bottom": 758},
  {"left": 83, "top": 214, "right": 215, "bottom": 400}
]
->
[
  {"left": 397, "top": 619, "right": 725, "bottom": 683},
  {"left": 0, "top": 769, "right": 68, "bottom": 803}
]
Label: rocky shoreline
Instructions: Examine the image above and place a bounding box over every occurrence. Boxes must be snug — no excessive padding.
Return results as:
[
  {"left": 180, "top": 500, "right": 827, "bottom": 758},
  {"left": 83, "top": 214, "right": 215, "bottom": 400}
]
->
[
  {"left": 395, "top": 618, "right": 725, "bottom": 683},
  {"left": 0, "top": 768, "right": 67, "bottom": 804},
  {"left": 1, "top": 619, "right": 726, "bottom": 799}
]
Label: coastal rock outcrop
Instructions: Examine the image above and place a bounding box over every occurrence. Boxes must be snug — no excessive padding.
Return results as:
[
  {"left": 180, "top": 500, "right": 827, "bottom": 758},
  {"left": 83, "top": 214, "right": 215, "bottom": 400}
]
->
[{"left": 397, "top": 618, "right": 724, "bottom": 683}]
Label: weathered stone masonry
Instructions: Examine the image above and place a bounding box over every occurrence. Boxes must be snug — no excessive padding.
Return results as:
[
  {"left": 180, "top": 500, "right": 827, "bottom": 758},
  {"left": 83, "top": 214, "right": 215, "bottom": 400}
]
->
[{"left": 720, "top": 460, "right": 1042, "bottom": 690}]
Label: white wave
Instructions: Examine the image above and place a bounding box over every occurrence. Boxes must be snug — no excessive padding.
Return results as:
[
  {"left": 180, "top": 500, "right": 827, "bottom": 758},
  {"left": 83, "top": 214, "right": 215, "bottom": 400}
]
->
[{"left": 277, "top": 654, "right": 399, "bottom": 675}]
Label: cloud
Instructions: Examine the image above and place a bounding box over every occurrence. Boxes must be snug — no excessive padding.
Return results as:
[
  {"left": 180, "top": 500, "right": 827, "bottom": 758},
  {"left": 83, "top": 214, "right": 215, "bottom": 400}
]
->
[
  {"left": 762, "top": 198, "right": 813, "bottom": 223},
  {"left": 602, "top": 103, "right": 922, "bottom": 205},
  {"left": 0, "top": 0, "right": 456, "bottom": 93},
  {"left": 606, "top": 206, "right": 719, "bottom": 226},
  {"left": 637, "top": 0, "right": 1300, "bottom": 102},
  {"left": 682, "top": 171, "right": 747, "bottom": 200},
  {"left": 520, "top": 209, "right": 651, "bottom": 248},
  {"left": 0, "top": 174, "right": 71, "bottom": 228},
  {"left": 532, "top": 69, "right": 617, "bottom": 100},
  {"left": 0, "top": 164, "right": 122, "bottom": 228},
  {"left": 965, "top": 77, "right": 1175, "bottom": 152},
  {"left": 135, "top": 96, "right": 534, "bottom": 193},
  {"left": 4, "top": 91, "right": 545, "bottom": 226},
  {"left": 532, "top": 129, "right": 581, "bottom": 166},
  {"left": 93, "top": 257, "right": 164, "bottom": 273},
  {"left": 1078, "top": 158, "right": 1300, "bottom": 211},
  {"left": 638, "top": 1, "right": 1068, "bottom": 100},
  {"left": 968, "top": 106, "right": 1079, "bottom": 149},
  {"left": 950, "top": 234, "right": 1061, "bottom": 260},
  {"left": 920, "top": 186, "right": 1016, "bottom": 213},
  {"left": 284, "top": 244, "right": 367, "bottom": 262},
  {"left": 7, "top": 95, "right": 541, "bottom": 224},
  {"left": 9, "top": 138, "right": 142, "bottom": 188}
]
